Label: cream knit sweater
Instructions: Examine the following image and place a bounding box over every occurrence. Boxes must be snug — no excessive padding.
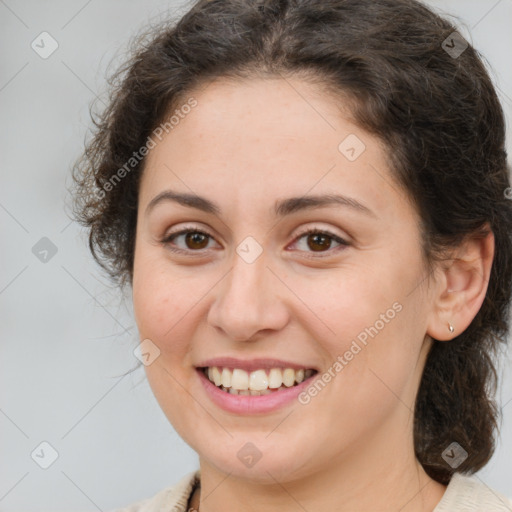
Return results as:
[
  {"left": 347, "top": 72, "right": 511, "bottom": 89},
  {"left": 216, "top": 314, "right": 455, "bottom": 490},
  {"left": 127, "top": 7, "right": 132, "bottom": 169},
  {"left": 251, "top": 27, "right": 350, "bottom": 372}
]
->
[{"left": 112, "top": 470, "right": 512, "bottom": 511}]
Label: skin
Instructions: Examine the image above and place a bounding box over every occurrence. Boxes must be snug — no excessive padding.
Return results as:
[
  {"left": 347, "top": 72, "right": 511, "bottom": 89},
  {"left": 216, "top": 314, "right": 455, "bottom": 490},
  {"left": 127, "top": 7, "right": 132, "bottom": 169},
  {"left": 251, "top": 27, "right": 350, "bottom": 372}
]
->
[{"left": 132, "top": 76, "right": 494, "bottom": 512}]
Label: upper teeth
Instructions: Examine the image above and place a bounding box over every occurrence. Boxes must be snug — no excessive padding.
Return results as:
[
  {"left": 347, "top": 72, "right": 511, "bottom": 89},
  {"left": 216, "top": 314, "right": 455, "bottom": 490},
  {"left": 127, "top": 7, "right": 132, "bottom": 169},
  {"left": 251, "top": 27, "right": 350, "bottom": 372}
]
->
[{"left": 205, "top": 367, "right": 314, "bottom": 391}]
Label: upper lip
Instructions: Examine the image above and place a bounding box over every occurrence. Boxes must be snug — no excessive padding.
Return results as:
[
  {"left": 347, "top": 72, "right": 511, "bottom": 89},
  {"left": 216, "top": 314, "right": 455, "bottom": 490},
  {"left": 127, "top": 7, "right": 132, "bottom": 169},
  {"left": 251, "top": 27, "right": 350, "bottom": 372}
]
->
[{"left": 196, "top": 357, "right": 318, "bottom": 373}]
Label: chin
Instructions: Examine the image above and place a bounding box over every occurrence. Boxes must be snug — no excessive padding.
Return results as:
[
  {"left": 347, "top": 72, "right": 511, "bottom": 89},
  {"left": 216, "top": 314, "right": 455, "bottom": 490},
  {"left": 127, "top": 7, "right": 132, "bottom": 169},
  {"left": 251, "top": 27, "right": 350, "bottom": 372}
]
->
[{"left": 197, "top": 435, "right": 317, "bottom": 484}]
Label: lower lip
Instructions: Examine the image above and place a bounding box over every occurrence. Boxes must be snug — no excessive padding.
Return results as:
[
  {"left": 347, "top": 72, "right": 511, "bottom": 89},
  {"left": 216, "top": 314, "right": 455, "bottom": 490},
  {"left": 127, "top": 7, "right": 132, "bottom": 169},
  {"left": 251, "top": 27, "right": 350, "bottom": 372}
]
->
[{"left": 196, "top": 368, "right": 315, "bottom": 414}]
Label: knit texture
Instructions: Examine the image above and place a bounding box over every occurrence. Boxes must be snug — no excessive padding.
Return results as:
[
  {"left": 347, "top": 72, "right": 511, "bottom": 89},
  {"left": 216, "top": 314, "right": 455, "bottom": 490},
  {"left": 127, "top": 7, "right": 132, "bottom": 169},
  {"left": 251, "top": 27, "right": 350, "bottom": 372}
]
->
[{"left": 110, "top": 470, "right": 512, "bottom": 511}]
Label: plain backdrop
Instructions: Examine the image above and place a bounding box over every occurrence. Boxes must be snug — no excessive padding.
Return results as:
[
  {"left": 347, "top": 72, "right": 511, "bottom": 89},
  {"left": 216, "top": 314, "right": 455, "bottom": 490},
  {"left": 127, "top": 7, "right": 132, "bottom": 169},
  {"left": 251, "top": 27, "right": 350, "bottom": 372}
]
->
[{"left": 1, "top": 0, "right": 511, "bottom": 510}]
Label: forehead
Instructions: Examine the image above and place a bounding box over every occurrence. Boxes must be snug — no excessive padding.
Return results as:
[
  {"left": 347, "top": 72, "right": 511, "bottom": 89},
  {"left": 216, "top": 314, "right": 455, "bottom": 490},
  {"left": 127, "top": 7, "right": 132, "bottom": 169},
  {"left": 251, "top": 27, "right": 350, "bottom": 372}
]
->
[
  {"left": 139, "top": 77, "right": 405, "bottom": 220},
  {"left": 166, "top": 76, "right": 347, "bottom": 151}
]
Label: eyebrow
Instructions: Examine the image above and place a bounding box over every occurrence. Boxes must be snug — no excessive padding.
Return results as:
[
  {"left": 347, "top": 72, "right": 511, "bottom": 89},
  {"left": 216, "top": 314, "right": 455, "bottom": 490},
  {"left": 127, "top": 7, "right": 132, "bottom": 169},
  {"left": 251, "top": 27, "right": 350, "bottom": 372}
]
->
[{"left": 145, "top": 189, "right": 376, "bottom": 218}]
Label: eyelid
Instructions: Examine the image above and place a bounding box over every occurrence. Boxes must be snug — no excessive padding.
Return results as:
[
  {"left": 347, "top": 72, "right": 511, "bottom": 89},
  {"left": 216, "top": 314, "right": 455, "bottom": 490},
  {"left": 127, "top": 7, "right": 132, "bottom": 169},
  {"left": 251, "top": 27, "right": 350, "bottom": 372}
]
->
[
  {"left": 162, "top": 224, "right": 214, "bottom": 240},
  {"left": 292, "top": 225, "right": 348, "bottom": 242}
]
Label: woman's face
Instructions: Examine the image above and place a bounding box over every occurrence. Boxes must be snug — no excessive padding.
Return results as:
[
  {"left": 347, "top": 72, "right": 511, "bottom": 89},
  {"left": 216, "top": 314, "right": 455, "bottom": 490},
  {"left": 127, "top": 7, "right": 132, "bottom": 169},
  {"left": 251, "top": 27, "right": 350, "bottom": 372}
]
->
[{"left": 132, "top": 76, "right": 437, "bottom": 483}]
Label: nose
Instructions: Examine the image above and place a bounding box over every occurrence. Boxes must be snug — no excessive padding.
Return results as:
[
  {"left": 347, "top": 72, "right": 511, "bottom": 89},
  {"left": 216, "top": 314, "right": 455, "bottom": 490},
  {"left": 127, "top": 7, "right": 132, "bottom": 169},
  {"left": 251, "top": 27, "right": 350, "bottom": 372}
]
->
[{"left": 207, "top": 248, "right": 290, "bottom": 342}]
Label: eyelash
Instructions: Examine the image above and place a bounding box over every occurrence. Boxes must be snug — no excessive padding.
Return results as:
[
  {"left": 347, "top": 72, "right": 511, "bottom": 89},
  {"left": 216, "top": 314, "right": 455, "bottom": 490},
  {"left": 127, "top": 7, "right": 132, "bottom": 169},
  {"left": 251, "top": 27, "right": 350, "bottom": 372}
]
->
[{"left": 160, "top": 225, "right": 350, "bottom": 258}]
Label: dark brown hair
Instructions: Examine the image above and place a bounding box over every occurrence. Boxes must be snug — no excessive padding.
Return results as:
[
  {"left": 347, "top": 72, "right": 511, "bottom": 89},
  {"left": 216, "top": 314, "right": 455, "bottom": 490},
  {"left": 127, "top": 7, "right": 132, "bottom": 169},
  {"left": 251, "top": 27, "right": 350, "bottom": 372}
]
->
[{"left": 70, "top": 0, "right": 512, "bottom": 485}]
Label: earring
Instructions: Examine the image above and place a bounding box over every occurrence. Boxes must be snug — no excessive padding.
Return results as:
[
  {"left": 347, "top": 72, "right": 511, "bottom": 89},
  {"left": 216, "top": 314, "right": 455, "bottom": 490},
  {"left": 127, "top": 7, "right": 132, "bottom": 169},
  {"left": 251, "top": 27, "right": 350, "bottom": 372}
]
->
[{"left": 448, "top": 323, "right": 455, "bottom": 333}]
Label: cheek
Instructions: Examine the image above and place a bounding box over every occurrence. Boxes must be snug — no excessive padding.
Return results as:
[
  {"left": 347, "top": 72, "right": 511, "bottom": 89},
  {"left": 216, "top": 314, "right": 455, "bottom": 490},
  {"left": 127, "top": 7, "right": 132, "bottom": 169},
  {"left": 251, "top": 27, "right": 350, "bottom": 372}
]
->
[
  {"left": 132, "top": 264, "right": 199, "bottom": 419},
  {"left": 133, "top": 256, "right": 189, "bottom": 341},
  {"left": 300, "top": 258, "right": 423, "bottom": 405},
  {"left": 296, "top": 262, "right": 400, "bottom": 346}
]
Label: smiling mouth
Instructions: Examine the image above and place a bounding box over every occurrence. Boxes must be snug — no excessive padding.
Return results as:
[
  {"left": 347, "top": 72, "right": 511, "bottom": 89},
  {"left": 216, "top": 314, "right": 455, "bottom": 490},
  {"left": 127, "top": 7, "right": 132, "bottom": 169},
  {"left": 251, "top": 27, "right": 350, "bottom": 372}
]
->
[{"left": 200, "top": 366, "right": 318, "bottom": 396}]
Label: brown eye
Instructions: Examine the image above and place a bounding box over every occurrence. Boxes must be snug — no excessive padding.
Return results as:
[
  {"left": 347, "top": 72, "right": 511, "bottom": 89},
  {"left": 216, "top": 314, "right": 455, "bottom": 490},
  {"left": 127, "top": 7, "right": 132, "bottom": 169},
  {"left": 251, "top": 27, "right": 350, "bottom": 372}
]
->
[
  {"left": 307, "top": 232, "right": 333, "bottom": 251},
  {"left": 161, "top": 228, "right": 217, "bottom": 253},
  {"left": 292, "top": 228, "right": 349, "bottom": 256},
  {"left": 184, "top": 232, "right": 209, "bottom": 249}
]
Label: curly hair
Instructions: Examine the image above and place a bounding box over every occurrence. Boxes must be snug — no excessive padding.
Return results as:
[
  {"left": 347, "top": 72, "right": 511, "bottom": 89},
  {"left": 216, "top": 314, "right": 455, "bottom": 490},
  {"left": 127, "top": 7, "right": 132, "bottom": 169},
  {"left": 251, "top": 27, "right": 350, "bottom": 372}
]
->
[{"left": 70, "top": 0, "right": 512, "bottom": 485}]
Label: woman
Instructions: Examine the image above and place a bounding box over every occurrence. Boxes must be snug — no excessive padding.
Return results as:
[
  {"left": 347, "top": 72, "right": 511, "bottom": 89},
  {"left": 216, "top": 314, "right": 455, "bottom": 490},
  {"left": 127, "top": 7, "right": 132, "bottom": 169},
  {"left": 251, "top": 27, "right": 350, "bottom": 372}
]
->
[{"left": 71, "top": 0, "right": 512, "bottom": 510}]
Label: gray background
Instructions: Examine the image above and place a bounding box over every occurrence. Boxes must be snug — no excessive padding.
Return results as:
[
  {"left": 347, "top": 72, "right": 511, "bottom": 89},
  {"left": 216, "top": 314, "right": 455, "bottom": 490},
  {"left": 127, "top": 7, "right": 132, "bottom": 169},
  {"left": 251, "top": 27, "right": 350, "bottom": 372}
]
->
[{"left": 0, "top": 0, "right": 511, "bottom": 510}]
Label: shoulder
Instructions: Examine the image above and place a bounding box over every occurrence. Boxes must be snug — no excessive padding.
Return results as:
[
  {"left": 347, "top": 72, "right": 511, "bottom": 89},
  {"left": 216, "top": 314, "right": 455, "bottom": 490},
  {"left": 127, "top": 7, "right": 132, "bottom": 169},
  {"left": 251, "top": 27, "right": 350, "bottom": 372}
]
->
[
  {"left": 434, "top": 472, "right": 512, "bottom": 511},
  {"left": 107, "top": 469, "right": 200, "bottom": 512}
]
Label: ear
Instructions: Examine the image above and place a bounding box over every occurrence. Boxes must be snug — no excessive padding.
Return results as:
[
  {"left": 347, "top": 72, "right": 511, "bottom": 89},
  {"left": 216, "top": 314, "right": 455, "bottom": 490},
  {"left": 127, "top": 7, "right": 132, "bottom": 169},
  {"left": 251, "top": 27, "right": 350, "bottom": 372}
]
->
[{"left": 426, "top": 225, "right": 494, "bottom": 341}]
